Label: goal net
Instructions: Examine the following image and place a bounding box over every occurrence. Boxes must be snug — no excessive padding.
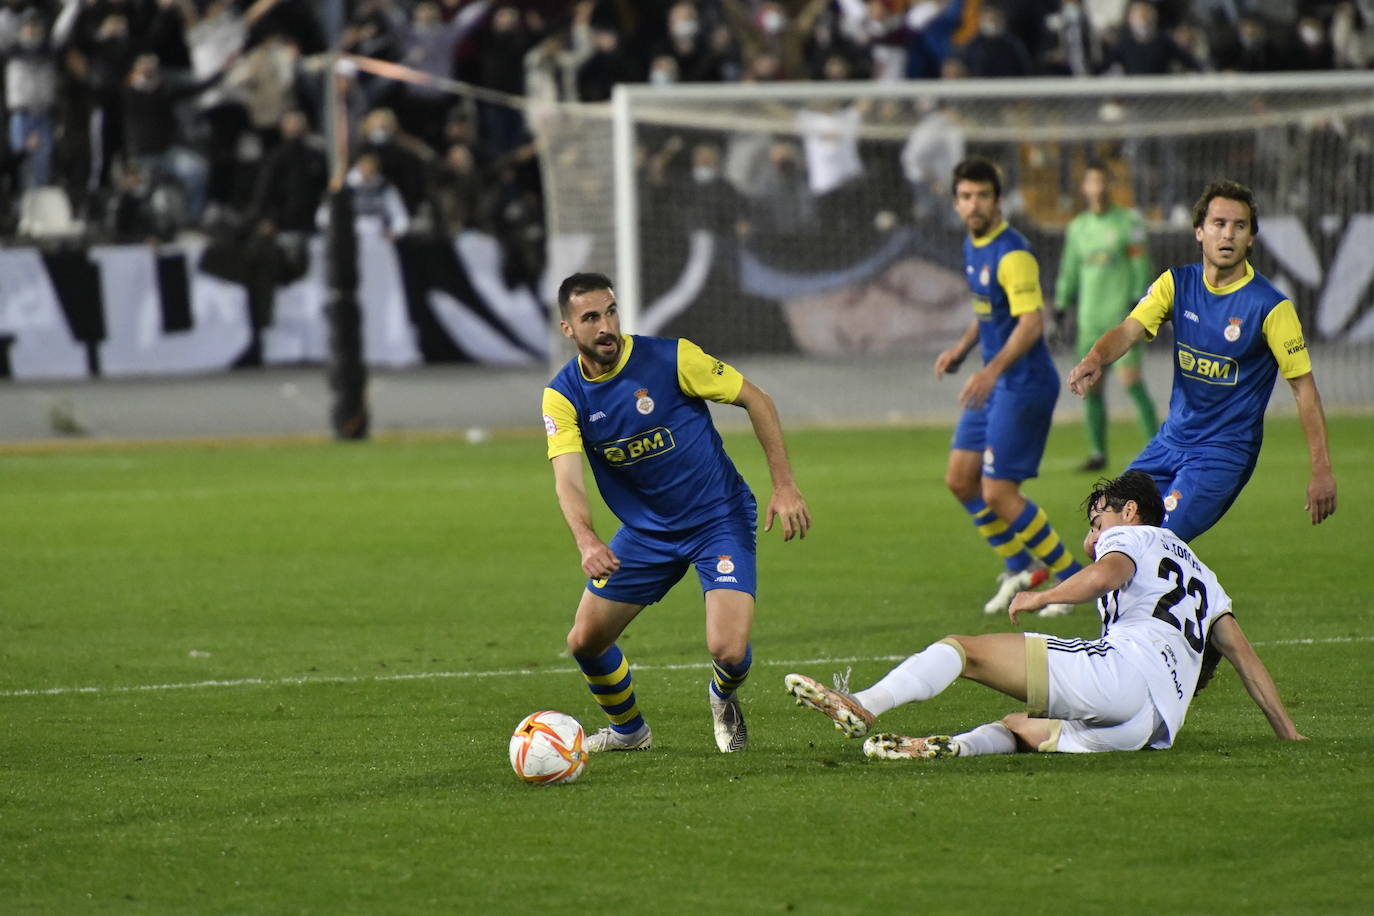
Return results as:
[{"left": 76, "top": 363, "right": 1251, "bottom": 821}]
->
[{"left": 534, "top": 73, "right": 1374, "bottom": 423}]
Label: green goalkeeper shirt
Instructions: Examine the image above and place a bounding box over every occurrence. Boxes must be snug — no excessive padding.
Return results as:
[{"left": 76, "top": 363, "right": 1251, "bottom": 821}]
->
[{"left": 1055, "top": 204, "right": 1153, "bottom": 341}]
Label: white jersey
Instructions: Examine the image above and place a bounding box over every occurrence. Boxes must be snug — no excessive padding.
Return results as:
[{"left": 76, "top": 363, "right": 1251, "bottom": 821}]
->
[{"left": 1093, "top": 524, "right": 1233, "bottom": 747}]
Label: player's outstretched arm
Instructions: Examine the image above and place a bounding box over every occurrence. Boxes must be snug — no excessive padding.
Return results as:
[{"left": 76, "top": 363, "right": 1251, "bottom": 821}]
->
[
  {"left": 1008, "top": 552, "right": 1134, "bottom": 625},
  {"left": 1209, "top": 614, "right": 1306, "bottom": 741},
  {"left": 1287, "top": 372, "right": 1337, "bottom": 525},
  {"left": 1068, "top": 318, "right": 1147, "bottom": 397},
  {"left": 733, "top": 379, "right": 810, "bottom": 542},
  {"left": 550, "top": 452, "right": 619, "bottom": 578}
]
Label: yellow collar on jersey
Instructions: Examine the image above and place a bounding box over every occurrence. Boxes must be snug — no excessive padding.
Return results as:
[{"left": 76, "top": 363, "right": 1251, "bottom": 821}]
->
[
  {"left": 969, "top": 220, "right": 1010, "bottom": 248},
  {"left": 579, "top": 334, "right": 635, "bottom": 382},
  {"left": 1203, "top": 261, "right": 1255, "bottom": 296}
]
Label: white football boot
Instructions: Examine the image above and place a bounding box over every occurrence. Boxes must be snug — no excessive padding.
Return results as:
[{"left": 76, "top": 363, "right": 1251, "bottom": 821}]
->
[
  {"left": 583, "top": 723, "right": 654, "bottom": 753},
  {"left": 708, "top": 685, "right": 748, "bottom": 753}
]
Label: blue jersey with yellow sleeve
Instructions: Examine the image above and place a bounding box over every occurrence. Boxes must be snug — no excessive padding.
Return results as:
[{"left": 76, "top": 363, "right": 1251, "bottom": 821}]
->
[
  {"left": 1129, "top": 262, "right": 1312, "bottom": 454},
  {"left": 964, "top": 221, "right": 1058, "bottom": 389},
  {"left": 542, "top": 335, "right": 750, "bottom": 534}
]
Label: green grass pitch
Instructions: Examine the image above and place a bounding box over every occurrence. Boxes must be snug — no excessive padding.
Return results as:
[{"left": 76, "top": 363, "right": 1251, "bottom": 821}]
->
[{"left": 2, "top": 416, "right": 1371, "bottom": 912}]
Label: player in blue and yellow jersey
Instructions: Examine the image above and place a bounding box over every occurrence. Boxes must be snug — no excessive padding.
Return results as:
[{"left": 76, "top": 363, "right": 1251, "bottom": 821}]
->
[
  {"left": 936, "top": 158, "right": 1085, "bottom": 617},
  {"left": 543, "top": 272, "right": 810, "bottom": 754},
  {"left": 1070, "top": 179, "right": 1337, "bottom": 541}
]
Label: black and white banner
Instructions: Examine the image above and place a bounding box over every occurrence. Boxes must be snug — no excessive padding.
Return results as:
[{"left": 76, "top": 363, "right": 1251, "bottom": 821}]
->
[{"left": 0, "top": 230, "right": 549, "bottom": 380}]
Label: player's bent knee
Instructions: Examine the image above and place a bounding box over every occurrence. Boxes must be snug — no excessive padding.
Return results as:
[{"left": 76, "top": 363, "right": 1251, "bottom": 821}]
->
[
  {"left": 566, "top": 624, "right": 612, "bottom": 660},
  {"left": 706, "top": 634, "right": 748, "bottom": 667},
  {"left": 1001, "top": 712, "right": 1053, "bottom": 753},
  {"left": 946, "top": 473, "right": 979, "bottom": 503}
]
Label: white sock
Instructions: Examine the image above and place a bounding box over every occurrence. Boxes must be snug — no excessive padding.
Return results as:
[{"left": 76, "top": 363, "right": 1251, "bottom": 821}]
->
[
  {"left": 855, "top": 641, "right": 964, "bottom": 712},
  {"left": 952, "top": 722, "right": 1017, "bottom": 757}
]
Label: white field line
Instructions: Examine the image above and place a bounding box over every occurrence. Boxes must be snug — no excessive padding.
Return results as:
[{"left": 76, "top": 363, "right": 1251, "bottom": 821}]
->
[{"left": 3, "top": 635, "right": 1371, "bottom": 699}]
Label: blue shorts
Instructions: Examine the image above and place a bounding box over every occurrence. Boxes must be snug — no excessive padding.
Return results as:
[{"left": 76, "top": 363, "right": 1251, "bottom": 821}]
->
[
  {"left": 952, "top": 380, "right": 1059, "bottom": 482},
  {"left": 1128, "top": 438, "right": 1258, "bottom": 542},
  {"left": 588, "top": 497, "right": 758, "bottom": 606}
]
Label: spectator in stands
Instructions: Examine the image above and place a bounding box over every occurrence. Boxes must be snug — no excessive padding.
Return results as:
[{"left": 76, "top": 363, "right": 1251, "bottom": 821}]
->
[
  {"left": 357, "top": 106, "right": 434, "bottom": 221},
  {"left": 64, "top": 4, "right": 140, "bottom": 197},
  {"left": 325, "top": 150, "right": 409, "bottom": 238},
  {"left": 249, "top": 108, "right": 324, "bottom": 237},
  {"left": 684, "top": 141, "right": 750, "bottom": 238},
  {"left": 487, "top": 144, "right": 544, "bottom": 285},
  {"left": 1100, "top": 0, "right": 1200, "bottom": 73},
  {"left": 104, "top": 158, "right": 160, "bottom": 241},
  {"left": 1170, "top": 17, "right": 1214, "bottom": 72},
  {"left": 901, "top": 96, "right": 965, "bottom": 226},
  {"left": 397, "top": 0, "right": 484, "bottom": 149},
  {"left": 186, "top": 0, "right": 251, "bottom": 218},
  {"left": 959, "top": 3, "right": 1035, "bottom": 78},
  {"left": 648, "top": 52, "right": 678, "bottom": 85},
  {"left": 432, "top": 142, "right": 486, "bottom": 235},
  {"left": 1331, "top": 1, "right": 1373, "bottom": 68},
  {"left": 1288, "top": 16, "right": 1334, "bottom": 70},
  {"left": 473, "top": 4, "right": 543, "bottom": 152},
  {"left": 1043, "top": 0, "right": 1101, "bottom": 76},
  {"left": 706, "top": 19, "right": 744, "bottom": 81},
  {"left": 122, "top": 51, "right": 230, "bottom": 223},
  {"left": 146, "top": 0, "right": 192, "bottom": 73},
  {"left": 576, "top": 22, "right": 639, "bottom": 101},
  {"left": 4, "top": 12, "right": 57, "bottom": 190},
  {"left": 748, "top": 139, "right": 816, "bottom": 240},
  {"left": 899, "top": 0, "right": 967, "bottom": 80},
  {"left": 657, "top": 1, "right": 724, "bottom": 83},
  {"left": 1214, "top": 13, "right": 1285, "bottom": 71},
  {"left": 722, "top": 0, "right": 830, "bottom": 80}
]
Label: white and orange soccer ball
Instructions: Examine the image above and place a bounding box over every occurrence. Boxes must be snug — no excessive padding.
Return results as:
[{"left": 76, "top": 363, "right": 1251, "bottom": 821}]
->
[{"left": 508, "top": 711, "right": 588, "bottom": 785}]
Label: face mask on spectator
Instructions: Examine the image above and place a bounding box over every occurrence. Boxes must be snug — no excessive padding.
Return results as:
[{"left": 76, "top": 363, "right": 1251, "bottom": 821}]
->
[
  {"left": 671, "top": 18, "right": 699, "bottom": 41},
  {"left": 1129, "top": 18, "right": 1154, "bottom": 42},
  {"left": 1299, "top": 24, "right": 1323, "bottom": 47},
  {"left": 692, "top": 166, "right": 717, "bottom": 184},
  {"left": 650, "top": 68, "right": 675, "bottom": 85},
  {"left": 979, "top": 17, "right": 1004, "bottom": 38},
  {"left": 760, "top": 10, "right": 785, "bottom": 35},
  {"left": 368, "top": 128, "right": 393, "bottom": 144}
]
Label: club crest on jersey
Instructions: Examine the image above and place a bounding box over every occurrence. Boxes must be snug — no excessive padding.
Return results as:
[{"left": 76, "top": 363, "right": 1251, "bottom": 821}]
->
[
  {"left": 1224, "top": 318, "right": 1242, "bottom": 342},
  {"left": 978, "top": 264, "right": 990, "bottom": 286},
  {"left": 634, "top": 388, "right": 655, "bottom": 415},
  {"left": 1164, "top": 490, "right": 1181, "bottom": 512},
  {"left": 716, "top": 556, "right": 735, "bottom": 575}
]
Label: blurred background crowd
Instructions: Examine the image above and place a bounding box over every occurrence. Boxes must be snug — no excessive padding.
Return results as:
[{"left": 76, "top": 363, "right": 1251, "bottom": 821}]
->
[{"left": 2, "top": 0, "right": 1372, "bottom": 278}]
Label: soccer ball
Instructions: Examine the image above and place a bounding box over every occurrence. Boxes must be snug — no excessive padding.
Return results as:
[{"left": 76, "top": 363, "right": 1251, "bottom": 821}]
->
[{"left": 509, "top": 711, "right": 588, "bottom": 785}]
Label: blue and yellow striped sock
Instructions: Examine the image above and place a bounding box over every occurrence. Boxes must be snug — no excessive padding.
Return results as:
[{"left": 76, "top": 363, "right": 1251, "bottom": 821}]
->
[
  {"left": 962, "top": 498, "right": 1033, "bottom": 573},
  {"left": 574, "top": 644, "right": 644, "bottom": 735},
  {"left": 709, "top": 643, "right": 752, "bottom": 701},
  {"left": 1007, "top": 500, "right": 1083, "bottom": 581}
]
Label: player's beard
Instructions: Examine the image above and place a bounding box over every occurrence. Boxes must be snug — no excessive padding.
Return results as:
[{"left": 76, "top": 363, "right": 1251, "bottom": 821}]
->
[{"left": 580, "top": 332, "right": 621, "bottom": 369}]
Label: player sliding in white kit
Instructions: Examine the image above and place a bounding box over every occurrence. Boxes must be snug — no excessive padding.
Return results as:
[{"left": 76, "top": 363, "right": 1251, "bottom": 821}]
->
[{"left": 785, "top": 469, "right": 1304, "bottom": 758}]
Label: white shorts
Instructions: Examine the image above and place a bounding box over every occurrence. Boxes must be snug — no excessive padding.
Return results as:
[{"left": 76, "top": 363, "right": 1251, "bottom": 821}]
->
[{"left": 1024, "top": 634, "right": 1162, "bottom": 754}]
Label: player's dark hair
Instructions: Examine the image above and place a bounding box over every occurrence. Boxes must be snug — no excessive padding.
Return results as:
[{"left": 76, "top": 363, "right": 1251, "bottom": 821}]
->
[
  {"left": 1083, "top": 469, "right": 1165, "bottom": 527},
  {"left": 557, "top": 272, "right": 614, "bottom": 318},
  {"left": 1191, "top": 179, "right": 1259, "bottom": 235},
  {"left": 1083, "top": 160, "right": 1110, "bottom": 178},
  {"left": 952, "top": 157, "right": 1002, "bottom": 200}
]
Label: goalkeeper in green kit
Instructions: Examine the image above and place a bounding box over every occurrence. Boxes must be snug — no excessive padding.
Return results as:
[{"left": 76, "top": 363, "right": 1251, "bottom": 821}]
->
[{"left": 1055, "top": 163, "right": 1159, "bottom": 472}]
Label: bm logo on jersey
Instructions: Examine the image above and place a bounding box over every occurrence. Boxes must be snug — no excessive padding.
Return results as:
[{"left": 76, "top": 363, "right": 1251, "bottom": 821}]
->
[
  {"left": 1176, "top": 343, "right": 1239, "bottom": 386},
  {"left": 598, "top": 427, "right": 676, "bottom": 466}
]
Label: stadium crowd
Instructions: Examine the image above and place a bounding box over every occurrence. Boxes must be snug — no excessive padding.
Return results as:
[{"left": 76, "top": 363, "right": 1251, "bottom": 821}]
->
[{"left": 2, "top": 0, "right": 1372, "bottom": 266}]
